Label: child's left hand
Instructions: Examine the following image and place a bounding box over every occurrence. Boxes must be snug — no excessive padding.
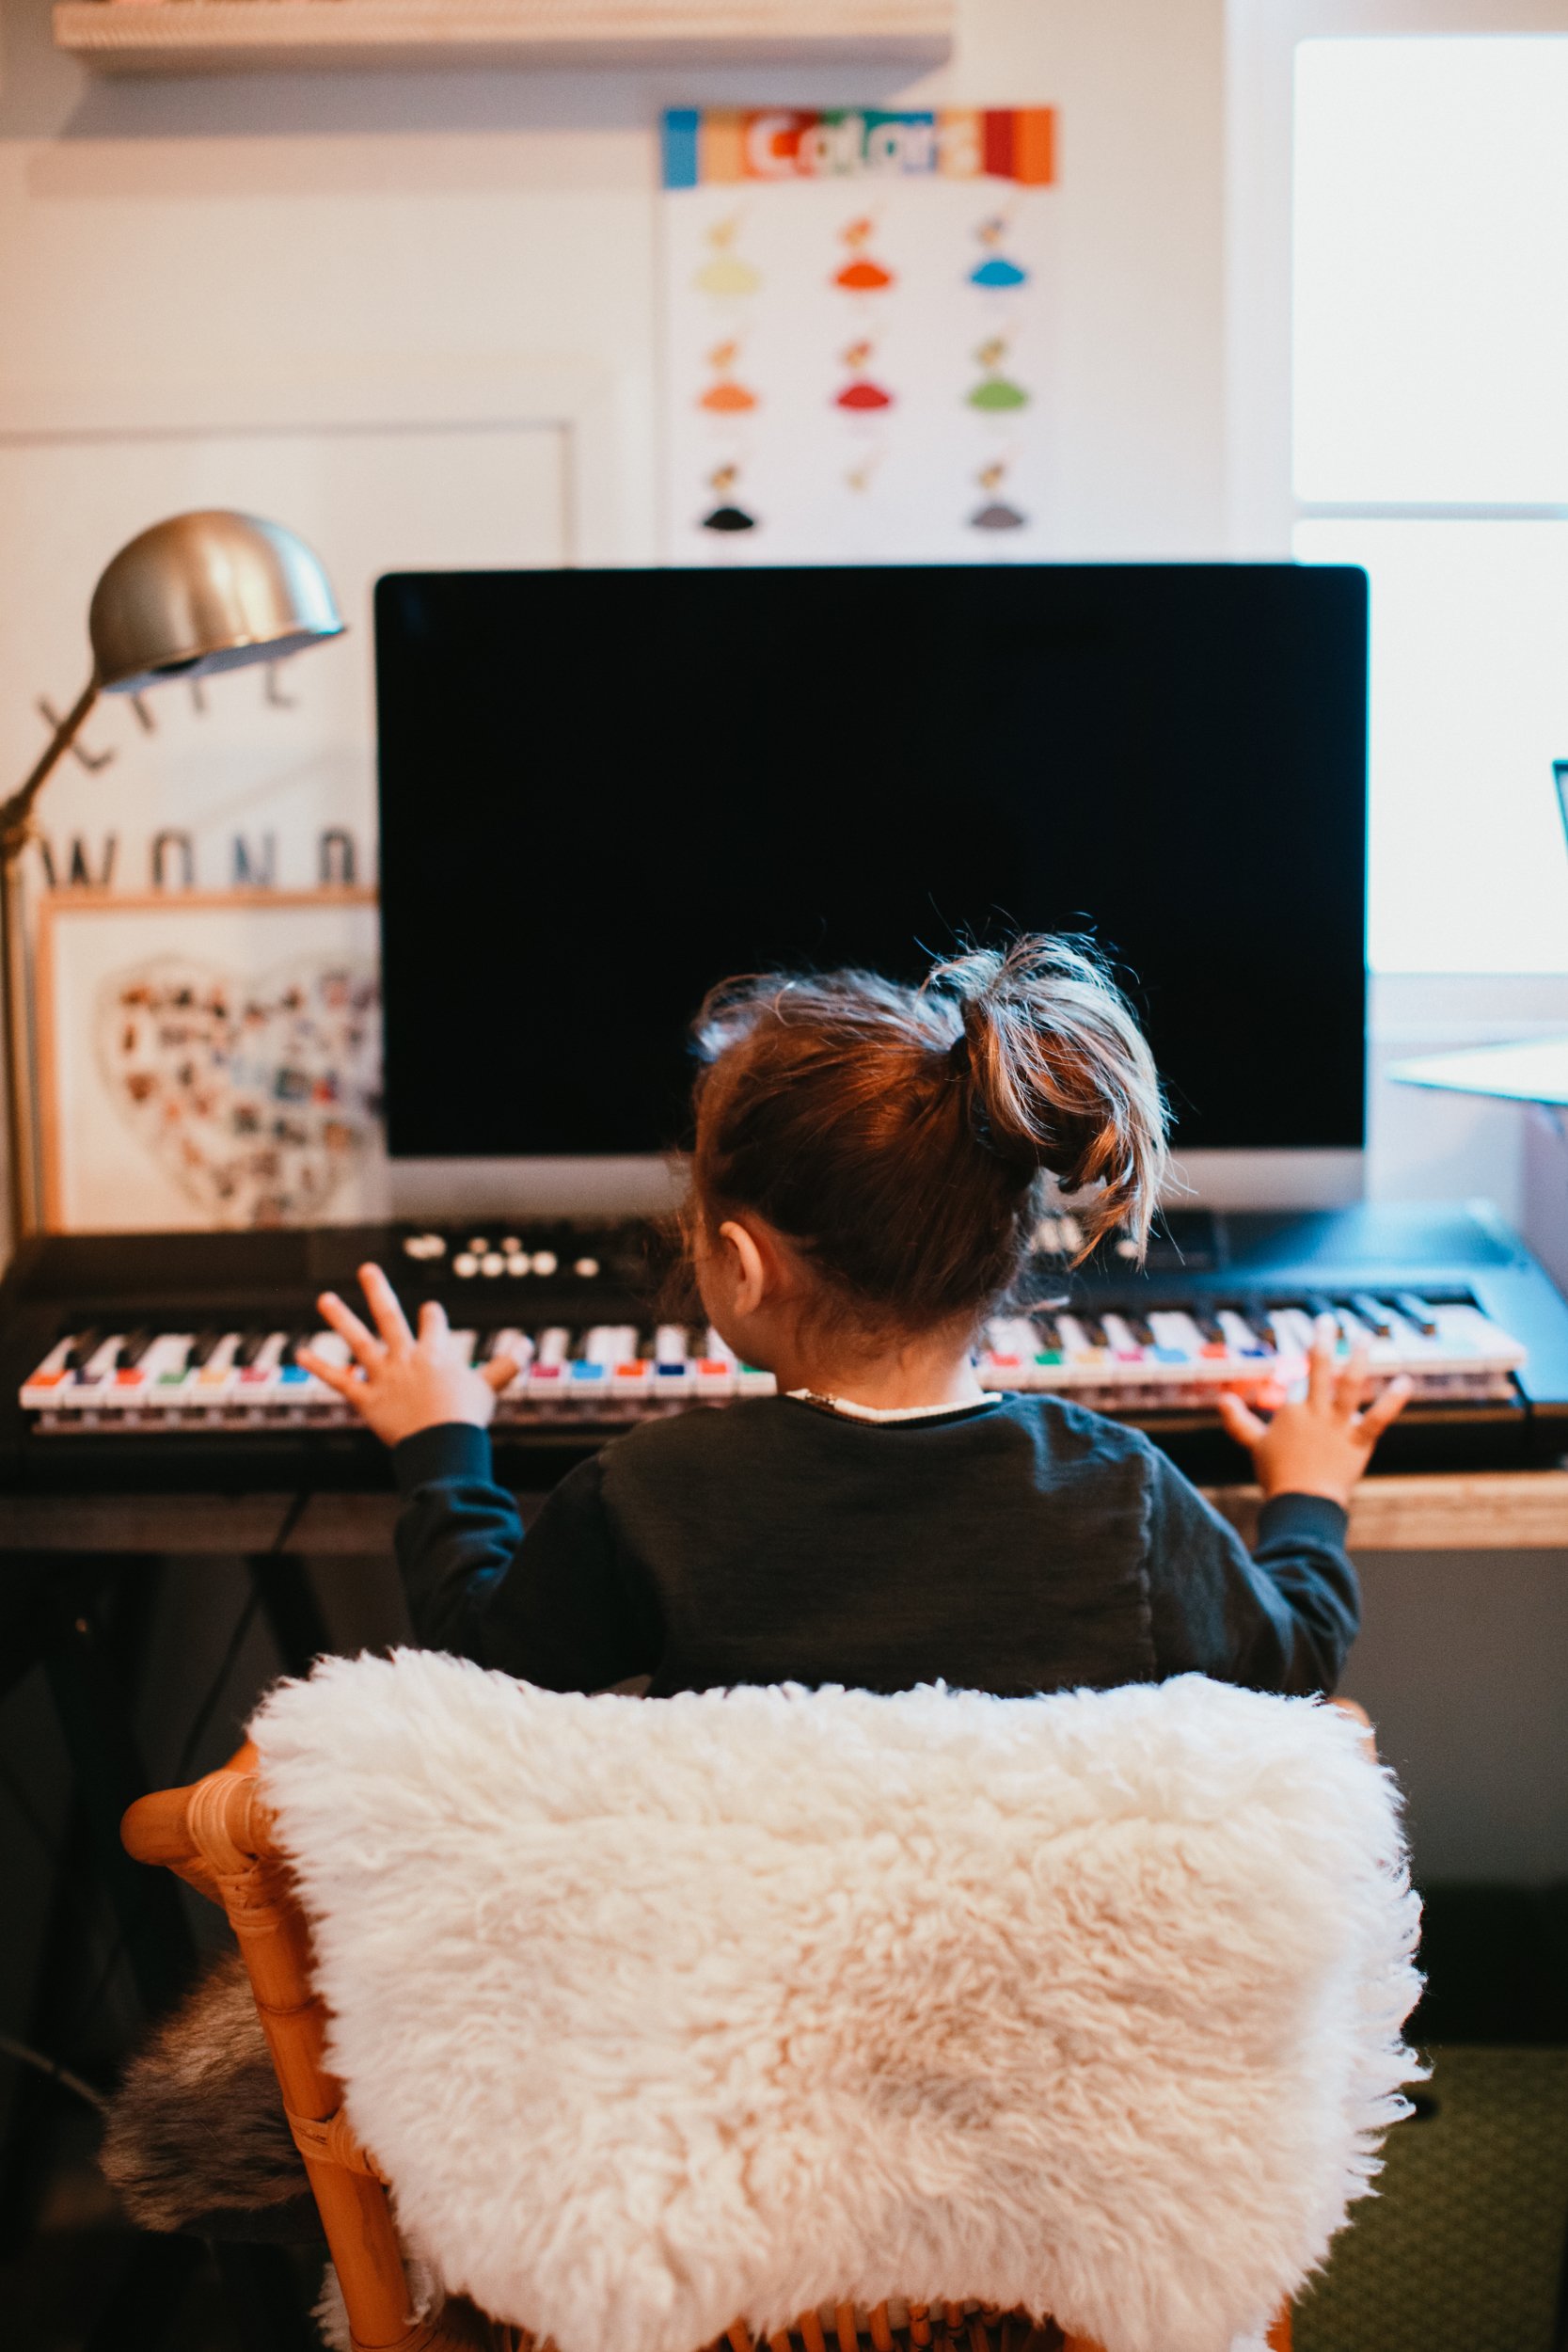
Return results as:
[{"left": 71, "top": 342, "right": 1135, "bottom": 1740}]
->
[
  {"left": 298, "top": 1263, "right": 521, "bottom": 1449},
  {"left": 1215, "top": 1315, "right": 1412, "bottom": 1508}
]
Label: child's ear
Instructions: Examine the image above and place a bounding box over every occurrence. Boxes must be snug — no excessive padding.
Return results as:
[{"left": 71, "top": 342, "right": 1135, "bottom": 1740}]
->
[{"left": 717, "top": 1218, "right": 769, "bottom": 1315}]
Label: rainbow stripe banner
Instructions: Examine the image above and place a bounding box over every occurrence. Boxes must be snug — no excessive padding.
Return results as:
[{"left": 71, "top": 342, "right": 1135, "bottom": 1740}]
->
[{"left": 662, "top": 109, "right": 1056, "bottom": 191}]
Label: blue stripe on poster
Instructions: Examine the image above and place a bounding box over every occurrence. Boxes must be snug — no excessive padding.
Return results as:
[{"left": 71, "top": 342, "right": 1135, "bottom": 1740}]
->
[{"left": 663, "top": 110, "right": 701, "bottom": 191}]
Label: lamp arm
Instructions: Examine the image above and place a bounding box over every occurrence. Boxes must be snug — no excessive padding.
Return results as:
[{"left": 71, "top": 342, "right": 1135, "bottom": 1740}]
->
[
  {"left": 1, "top": 672, "right": 100, "bottom": 1249},
  {"left": 1, "top": 674, "right": 101, "bottom": 866}
]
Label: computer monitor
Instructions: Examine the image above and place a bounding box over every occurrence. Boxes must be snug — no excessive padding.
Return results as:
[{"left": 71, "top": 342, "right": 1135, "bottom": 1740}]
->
[{"left": 375, "top": 564, "right": 1368, "bottom": 1216}]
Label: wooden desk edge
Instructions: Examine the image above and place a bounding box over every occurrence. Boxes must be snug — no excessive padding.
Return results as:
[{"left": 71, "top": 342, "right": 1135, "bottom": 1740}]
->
[{"left": 4, "top": 1470, "right": 1568, "bottom": 1553}]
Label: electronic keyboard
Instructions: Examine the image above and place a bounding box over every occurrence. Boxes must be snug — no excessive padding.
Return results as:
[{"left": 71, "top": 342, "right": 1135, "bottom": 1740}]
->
[{"left": 3, "top": 1202, "right": 1567, "bottom": 1492}]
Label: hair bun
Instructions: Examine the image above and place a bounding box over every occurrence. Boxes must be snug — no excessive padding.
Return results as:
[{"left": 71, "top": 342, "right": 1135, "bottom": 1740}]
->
[{"left": 926, "top": 936, "right": 1168, "bottom": 1255}]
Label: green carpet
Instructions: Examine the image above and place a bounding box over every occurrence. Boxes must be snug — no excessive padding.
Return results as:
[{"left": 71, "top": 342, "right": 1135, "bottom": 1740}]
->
[{"left": 1294, "top": 2046, "right": 1568, "bottom": 2352}]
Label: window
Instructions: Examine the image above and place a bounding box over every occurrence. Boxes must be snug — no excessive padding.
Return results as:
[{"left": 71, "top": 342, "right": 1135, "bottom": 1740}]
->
[{"left": 1291, "top": 36, "right": 1568, "bottom": 972}]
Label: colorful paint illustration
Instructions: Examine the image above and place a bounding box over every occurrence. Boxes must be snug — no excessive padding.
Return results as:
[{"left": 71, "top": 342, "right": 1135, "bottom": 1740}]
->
[
  {"left": 970, "top": 215, "right": 1029, "bottom": 290},
  {"left": 968, "top": 337, "right": 1030, "bottom": 412},
  {"left": 699, "top": 341, "right": 759, "bottom": 413},
  {"left": 969, "top": 461, "right": 1028, "bottom": 532},
  {"left": 835, "top": 341, "right": 895, "bottom": 412},
  {"left": 661, "top": 107, "right": 1058, "bottom": 563},
  {"left": 834, "top": 216, "right": 895, "bottom": 294},
  {"left": 700, "top": 463, "right": 758, "bottom": 533},
  {"left": 96, "top": 954, "right": 382, "bottom": 1228},
  {"left": 695, "top": 217, "right": 762, "bottom": 297}
]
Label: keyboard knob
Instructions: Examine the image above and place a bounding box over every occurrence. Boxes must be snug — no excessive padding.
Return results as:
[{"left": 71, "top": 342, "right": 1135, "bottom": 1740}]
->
[
  {"left": 574, "top": 1257, "right": 600, "bottom": 1279},
  {"left": 531, "top": 1250, "right": 558, "bottom": 1277},
  {"left": 452, "top": 1252, "right": 479, "bottom": 1279}
]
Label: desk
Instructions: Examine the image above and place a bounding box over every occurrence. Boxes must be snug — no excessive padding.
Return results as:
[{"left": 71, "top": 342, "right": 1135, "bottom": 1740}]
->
[{"left": 8, "top": 1475, "right": 1568, "bottom": 1556}]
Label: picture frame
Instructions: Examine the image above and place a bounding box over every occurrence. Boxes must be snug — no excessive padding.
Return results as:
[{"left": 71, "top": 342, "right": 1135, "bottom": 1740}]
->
[{"left": 36, "top": 887, "right": 386, "bottom": 1232}]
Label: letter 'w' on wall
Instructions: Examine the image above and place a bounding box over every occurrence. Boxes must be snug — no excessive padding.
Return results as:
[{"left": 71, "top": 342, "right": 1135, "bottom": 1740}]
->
[{"left": 658, "top": 108, "right": 1059, "bottom": 564}]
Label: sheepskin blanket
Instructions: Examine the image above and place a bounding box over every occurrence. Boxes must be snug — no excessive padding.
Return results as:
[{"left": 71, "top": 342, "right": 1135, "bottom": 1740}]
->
[{"left": 252, "top": 1657, "right": 1420, "bottom": 2352}]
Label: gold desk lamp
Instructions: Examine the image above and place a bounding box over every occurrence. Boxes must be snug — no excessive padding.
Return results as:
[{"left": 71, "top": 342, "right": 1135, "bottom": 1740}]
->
[{"left": 0, "top": 509, "right": 344, "bottom": 1248}]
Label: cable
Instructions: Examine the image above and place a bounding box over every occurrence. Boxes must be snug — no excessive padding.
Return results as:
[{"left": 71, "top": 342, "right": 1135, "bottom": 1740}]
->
[{"left": 0, "top": 2029, "right": 106, "bottom": 2113}]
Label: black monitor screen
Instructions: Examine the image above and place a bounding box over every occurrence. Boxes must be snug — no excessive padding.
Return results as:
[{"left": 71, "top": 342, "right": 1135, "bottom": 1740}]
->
[{"left": 375, "top": 564, "right": 1367, "bottom": 1158}]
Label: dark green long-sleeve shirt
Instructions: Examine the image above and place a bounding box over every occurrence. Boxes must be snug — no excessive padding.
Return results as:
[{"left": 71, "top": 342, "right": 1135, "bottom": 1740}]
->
[{"left": 391, "top": 1392, "right": 1358, "bottom": 1700}]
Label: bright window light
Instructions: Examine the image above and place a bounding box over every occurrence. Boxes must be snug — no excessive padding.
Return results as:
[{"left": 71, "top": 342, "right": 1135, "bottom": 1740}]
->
[
  {"left": 1294, "top": 39, "right": 1568, "bottom": 504},
  {"left": 1295, "top": 520, "right": 1568, "bottom": 973}
]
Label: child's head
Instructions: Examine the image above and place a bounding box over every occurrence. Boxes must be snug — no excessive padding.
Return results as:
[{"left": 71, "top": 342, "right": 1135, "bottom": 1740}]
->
[{"left": 688, "top": 934, "right": 1167, "bottom": 1362}]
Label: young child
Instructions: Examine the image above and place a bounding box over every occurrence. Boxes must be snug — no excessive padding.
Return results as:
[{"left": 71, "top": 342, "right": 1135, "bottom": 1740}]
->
[{"left": 302, "top": 936, "right": 1409, "bottom": 1700}]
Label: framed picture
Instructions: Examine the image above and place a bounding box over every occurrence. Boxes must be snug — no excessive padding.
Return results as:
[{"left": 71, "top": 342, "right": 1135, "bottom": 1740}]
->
[{"left": 36, "top": 887, "right": 387, "bottom": 1232}]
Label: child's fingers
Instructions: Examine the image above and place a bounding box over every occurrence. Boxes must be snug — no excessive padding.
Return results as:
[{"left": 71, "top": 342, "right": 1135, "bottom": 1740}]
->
[
  {"left": 417, "top": 1298, "right": 451, "bottom": 1346},
  {"left": 1334, "top": 1340, "right": 1371, "bottom": 1417},
  {"left": 1357, "top": 1374, "right": 1413, "bottom": 1439},
  {"left": 316, "top": 1291, "right": 384, "bottom": 1369},
  {"left": 296, "top": 1347, "right": 362, "bottom": 1399},
  {"left": 1216, "top": 1389, "right": 1267, "bottom": 1445},
  {"left": 1306, "top": 1315, "right": 1338, "bottom": 1406},
  {"left": 357, "top": 1263, "right": 416, "bottom": 1352},
  {"left": 482, "top": 1354, "right": 522, "bottom": 1391}
]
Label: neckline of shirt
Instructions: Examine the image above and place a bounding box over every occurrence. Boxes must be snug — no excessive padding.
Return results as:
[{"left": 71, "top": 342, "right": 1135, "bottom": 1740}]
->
[{"left": 784, "top": 1389, "right": 1002, "bottom": 1425}]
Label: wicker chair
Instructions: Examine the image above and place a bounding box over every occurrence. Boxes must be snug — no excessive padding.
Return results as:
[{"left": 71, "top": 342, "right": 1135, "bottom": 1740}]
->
[{"left": 120, "top": 1733, "right": 1308, "bottom": 2352}]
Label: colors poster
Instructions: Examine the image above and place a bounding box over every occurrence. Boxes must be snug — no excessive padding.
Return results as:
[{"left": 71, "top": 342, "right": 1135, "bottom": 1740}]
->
[{"left": 659, "top": 108, "right": 1059, "bottom": 564}]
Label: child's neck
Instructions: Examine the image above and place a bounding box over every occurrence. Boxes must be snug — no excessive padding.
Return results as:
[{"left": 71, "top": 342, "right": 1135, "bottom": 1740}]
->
[{"left": 771, "top": 1326, "right": 984, "bottom": 1413}]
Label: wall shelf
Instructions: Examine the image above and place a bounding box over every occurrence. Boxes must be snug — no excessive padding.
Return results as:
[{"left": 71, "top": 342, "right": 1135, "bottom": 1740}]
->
[{"left": 54, "top": 0, "right": 953, "bottom": 73}]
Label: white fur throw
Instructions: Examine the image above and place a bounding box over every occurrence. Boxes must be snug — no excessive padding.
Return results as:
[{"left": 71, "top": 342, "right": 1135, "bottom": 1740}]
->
[{"left": 252, "top": 1656, "right": 1419, "bottom": 2352}]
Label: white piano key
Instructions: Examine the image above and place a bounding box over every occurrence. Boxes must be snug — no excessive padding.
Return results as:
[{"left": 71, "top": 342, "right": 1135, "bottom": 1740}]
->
[
  {"left": 20, "top": 1336, "right": 77, "bottom": 1410},
  {"left": 526, "top": 1326, "right": 571, "bottom": 1400}
]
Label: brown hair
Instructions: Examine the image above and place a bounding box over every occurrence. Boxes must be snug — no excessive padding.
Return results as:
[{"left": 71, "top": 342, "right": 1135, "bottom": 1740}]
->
[{"left": 689, "top": 934, "right": 1168, "bottom": 1336}]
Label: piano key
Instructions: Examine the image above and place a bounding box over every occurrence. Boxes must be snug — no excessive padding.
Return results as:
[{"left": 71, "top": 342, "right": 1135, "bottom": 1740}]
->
[
  {"left": 186, "top": 1328, "right": 225, "bottom": 1371},
  {"left": 1217, "top": 1310, "right": 1271, "bottom": 1361},
  {"left": 72, "top": 1334, "right": 125, "bottom": 1393},
  {"left": 231, "top": 1328, "right": 270, "bottom": 1370},
  {"left": 583, "top": 1325, "right": 637, "bottom": 1367},
  {"left": 63, "top": 1327, "right": 103, "bottom": 1375},
  {"left": 1395, "top": 1292, "right": 1440, "bottom": 1339},
  {"left": 1349, "top": 1294, "right": 1394, "bottom": 1339},
  {"left": 19, "top": 1337, "right": 75, "bottom": 1407}
]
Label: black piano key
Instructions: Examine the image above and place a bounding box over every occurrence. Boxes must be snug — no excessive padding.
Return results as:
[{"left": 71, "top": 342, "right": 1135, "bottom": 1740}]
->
[
  {"left": 186, "top": 1328, "right": 224, "bottom": 1370},
  {"left": 1079, "top": 1315, "right": 1110, "bottom": 1348},
  {"left": 117, "top": 1327, "right": 156, "bottom": 1370},
  {"left": 63, "top": 1327, "right": 103, "bottom": 1374},
  {"left": 1349, "top": 1293, "right": 1393, "bottom": 1338},
  {"left": 1394, "top": 1292, "right": 1439, "bottom": 1338},
  {"left": 1127, "top": 1316, "right": 1157, "bottom": 1347},
  {"left": 1235, "top": 1306, "right": 1277, "bottom": 1355},
  {"left": 1191, "top": 1310, "right": 1227, "bottom": 1345},
  {"left": 231, "top": 1329, "right": 270, "bottom": 1369}
]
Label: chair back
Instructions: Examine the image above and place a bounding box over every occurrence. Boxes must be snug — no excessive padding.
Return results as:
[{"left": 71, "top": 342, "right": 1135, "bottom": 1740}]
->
[{"left": 124, "top": 1661, "right": 1418, "bottom": 2352}]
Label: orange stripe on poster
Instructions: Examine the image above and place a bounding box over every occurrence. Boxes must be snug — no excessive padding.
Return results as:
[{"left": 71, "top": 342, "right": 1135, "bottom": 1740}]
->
[
  {"left": 937, "top": 109, "right": 984, "bottom": 178},
  {"left": 1012, "top": 108, "right": 1056, "bottom": 185},
  {"left": 700, "top": 110, "right": 746, "bottom": 184}
]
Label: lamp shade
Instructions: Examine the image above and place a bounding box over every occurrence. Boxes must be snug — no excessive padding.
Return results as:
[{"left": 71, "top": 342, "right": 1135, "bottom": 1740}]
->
[{"left": 87, "top": 510, "right": 344, "bottom": 695}]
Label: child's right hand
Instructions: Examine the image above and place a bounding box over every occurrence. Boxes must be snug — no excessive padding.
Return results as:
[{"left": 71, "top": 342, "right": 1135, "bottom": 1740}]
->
[
  {"left": 1215, "top": 1316, "right": 1412, "bottom": 1509},
  {"left": 298, "top": 1263, "right": 522, "bottom": 1450}
]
